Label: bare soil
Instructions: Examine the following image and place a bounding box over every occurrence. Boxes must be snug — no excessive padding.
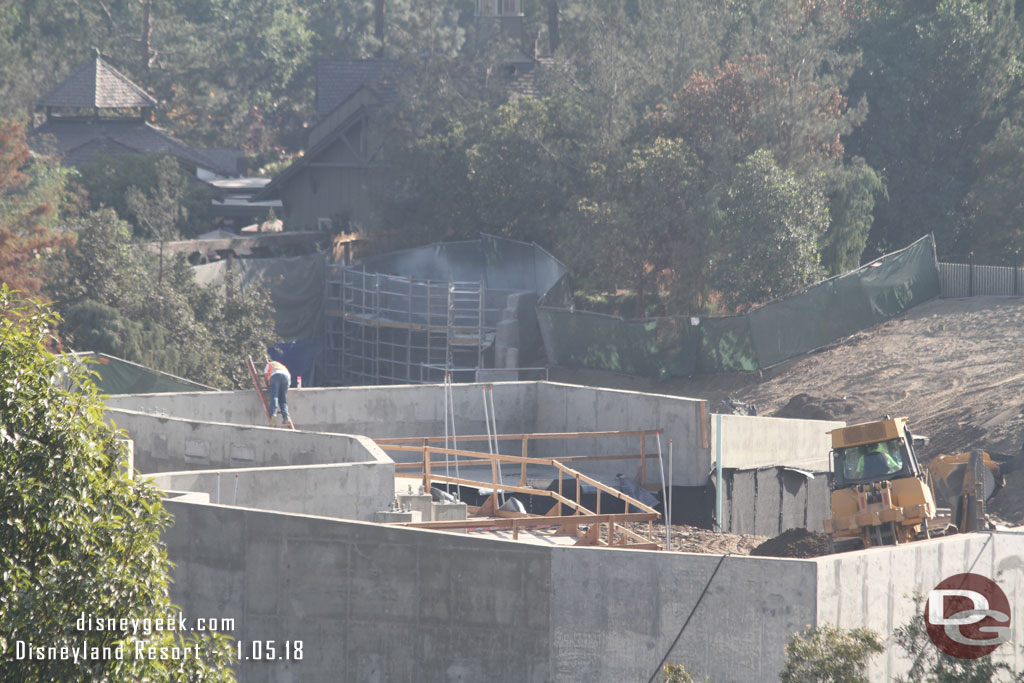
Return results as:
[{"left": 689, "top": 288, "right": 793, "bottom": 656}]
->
[
  {"left": 553, "top": 296, "right": 1024, "bottom": 526},
  {"left": 750, "top": 528, "right": 833, "bottom": 559}
]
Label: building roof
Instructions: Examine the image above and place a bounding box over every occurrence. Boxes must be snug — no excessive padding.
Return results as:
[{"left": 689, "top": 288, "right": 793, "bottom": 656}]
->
[
  {"left": 36, "top": 54, "right": 158, "bottom": 111},
  {"left": 315, "top": 58, "right": 397, "bottom": 120},
  {"left": 31, "top": 118, "right": 237, "bottom": 176}
]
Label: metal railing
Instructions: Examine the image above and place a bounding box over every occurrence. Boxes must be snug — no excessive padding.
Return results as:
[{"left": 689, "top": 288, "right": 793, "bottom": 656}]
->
[{"left": 939, "top": 261, "right": 1024, "bottom": 298}]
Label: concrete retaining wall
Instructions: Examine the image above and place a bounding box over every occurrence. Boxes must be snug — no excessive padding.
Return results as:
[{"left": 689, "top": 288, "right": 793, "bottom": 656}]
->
[
  {"left": 107, "top": 383, "right": 539, "bottom": 439},
  {"left": 107, "top": 408, "right": 386, "bottom": 474},
  {"left": 817, "top": 530, "right": 1024, "bottom": 680},
  {"left": 162, "top": 498, "right": 1024, "bottom": 682},
  {"left": 533, "top": 383, "right": 711, "bottom": 486},
  {"left": 162, "top": 499, "right": 815, "bottom": 682},
  {"left": 713, "top": 414, "right": 842, "bottom": 472},
  {"left": 151, "top": 461, "right": 394, "bottom": 522}
]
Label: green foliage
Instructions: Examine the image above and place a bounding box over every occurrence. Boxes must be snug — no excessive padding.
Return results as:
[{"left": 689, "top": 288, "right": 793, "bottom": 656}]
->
[
  {"left": 893, "top": 595, "right": 1024, "bottom": 683},
  {"left": 846, "top": 0, "right": 1024, "bottom": 257},
  {"left": 75, "top": 154, "right": 211, "bottom": 239},
  {"left": 715, "top": 150, "right": 828, "bottom": 309},
  {"left": 0, "top": 118, "right": 73, "bottom": 295},
  {"left": 660, "top": 662, "right": 710, "bottom": 682},
  {"left": 779, "top": 623, "right": 884, "bottom": 683},
  {"left": 45, "top": 208, "right": 277, "bottom": 388},
  {"left": 966, "top": 118, "right": 1024, "bottom": 262},
  {"left": 0, "top": 286, "right": 235, "bottom": 681}
]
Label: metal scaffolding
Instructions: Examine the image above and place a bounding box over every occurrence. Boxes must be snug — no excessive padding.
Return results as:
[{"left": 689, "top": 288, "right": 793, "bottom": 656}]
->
[{"left": 325, "top": 265, "right": 512, "bottom": 385}]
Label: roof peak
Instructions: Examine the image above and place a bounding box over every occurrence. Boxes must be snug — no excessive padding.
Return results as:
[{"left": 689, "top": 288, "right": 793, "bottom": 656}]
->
[{"left": 36, "top": 54, "right": 158, "bottom": 112}]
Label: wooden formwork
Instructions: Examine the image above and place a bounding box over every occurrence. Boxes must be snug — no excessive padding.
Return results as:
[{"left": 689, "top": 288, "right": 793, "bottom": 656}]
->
[{"left": 375, "top": 430, "right": 664, "bottom": 549}]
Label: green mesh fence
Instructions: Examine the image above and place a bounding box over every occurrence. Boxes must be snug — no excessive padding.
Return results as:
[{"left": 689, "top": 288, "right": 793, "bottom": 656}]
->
[
  {"left": 539, "top": 235, "right": 939, "bottom": 377},
  {"left": 536, "top": 308, "right": 697, "bottom": 377}
]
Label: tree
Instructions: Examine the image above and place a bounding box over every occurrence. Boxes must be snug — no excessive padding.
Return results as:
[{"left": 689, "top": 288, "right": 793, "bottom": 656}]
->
[
  {"left": 75, "top": 153, "right": 211, "bottom": 240},
  {"left": 571, "top": 137, "right": 703, "bottom": 316},
  {"left": 714, "top": 149, "right": 828, "bottom": 309},
  {"left": 845, "top": 0, "right": 1023, "bottom": 258},
  {"left": 779, "top": 623, "right": 883, "bottom": 683},
  {"left": 0, "top": 286, "right": 235, "bottom": 680},
  {"left": 965, "top": 118, "right": 1024, "bottom": 262},
  {"left": 45, "top": 208, "right": 278, "bottom": 388},
  {"left": 893, "top": 595, "right": 1024, "bottom": 683},
  {"left": 0, "top": 119, "right": 72, "bottom": 295}
]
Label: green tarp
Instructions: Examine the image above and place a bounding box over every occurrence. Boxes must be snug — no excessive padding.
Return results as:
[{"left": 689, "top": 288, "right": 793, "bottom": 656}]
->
[
  {"left": 536, "top": 308, "right": 698, "bottom": 377},
  {"left": 75, "top": 353, "right": 214, "bottom": 394},
  {"left": 538, "top": 235, "right": 940, "bottom": 377}
]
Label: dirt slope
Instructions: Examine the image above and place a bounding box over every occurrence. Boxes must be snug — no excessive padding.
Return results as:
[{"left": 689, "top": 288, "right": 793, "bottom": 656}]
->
[{"left": 555, "top": 297, "right": 1024, "bottom": 460}]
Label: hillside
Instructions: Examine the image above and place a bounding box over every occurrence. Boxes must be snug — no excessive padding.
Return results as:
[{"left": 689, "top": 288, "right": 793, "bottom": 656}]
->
[{"left": 552, "top": 296, "right": 1024, "bottom": 522}]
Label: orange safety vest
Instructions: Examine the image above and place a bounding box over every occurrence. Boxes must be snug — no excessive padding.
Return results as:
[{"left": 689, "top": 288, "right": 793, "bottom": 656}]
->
[{"left": 264, "top": 360, "right": 288, "bottom": 382}]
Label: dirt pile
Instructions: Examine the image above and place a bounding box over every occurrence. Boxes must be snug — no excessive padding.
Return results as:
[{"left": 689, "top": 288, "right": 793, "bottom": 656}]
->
[
  {"left": 772, "top": 393, "right": 864, "bottom": 421},
  {"left": 750, "top": 528, "right": 832, "bottom": 558}
]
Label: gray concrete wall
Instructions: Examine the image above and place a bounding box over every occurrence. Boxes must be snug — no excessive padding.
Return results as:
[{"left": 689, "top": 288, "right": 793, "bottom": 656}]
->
[
  {"left": 150, "top": 461, "right": 394, "bottom": 522},
  {"left": 713, "top": 414, "right": 843, "bottom": 472},
  {"left": 107, "top": 382, "right": 538, "bottom": 444},
  {"left": 162, "top": 500, "right": 553, "bottom": 683},
  {"left": 815, "top": 530, "right": 1024, "bottom": 680},
  {"left": 549, "top": 548, "right": 816, "bottom": 682},
  {"left": 107, "top": 408, "right": 386, "bottom": 474},
  {"left": 162, "top": 499, "right": 819, "bottom": 682},
  {"left": 724, "top": 468, "right": 831, "bottom": 536},
  {"left": 533, "top": 383, "right": 710, "bottom": 487}
]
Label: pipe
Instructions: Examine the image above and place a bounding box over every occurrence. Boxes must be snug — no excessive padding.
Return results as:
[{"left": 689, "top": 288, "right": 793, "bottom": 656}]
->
[
  {"left": 443, "top": 372, "right": 450, "bottom": 490},
  {"left": 656, "top": 433, "right": 669, "bottom": 550},
  {"left": 489, "top": 385, "right": 505, "bottom": 505},
  {"left": 715, "top": 413, "right": 723, "bottom": 532},
  {"left": 668, "top": 440, "right": 673, "bottom": 528}
]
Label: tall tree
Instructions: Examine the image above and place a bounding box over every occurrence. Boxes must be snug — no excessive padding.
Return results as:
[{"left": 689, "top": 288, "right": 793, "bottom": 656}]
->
[
  {"left": 846, "top": 0, "right": 1023, "bottom": 257},
  {"left": 714, "top": 149, "right": 828, "bottom": 309},
  {"left": 0, "top": 119, "right": 72, "bottom": 295}
]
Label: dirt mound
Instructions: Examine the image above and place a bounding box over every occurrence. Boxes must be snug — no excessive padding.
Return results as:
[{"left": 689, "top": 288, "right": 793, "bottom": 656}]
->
[
  {"left": 772, "top": 393, "right": 863, "bottom": 421},
  {"left": 750, "top": 528, "right": 832, "bottom": 558}
]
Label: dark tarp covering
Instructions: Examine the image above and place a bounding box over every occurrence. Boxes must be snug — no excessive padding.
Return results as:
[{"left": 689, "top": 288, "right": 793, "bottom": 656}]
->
[
  {"left": 268, "top": 339, "right": 323, "bottom": 387},
  {"left": 75, "top": 352, "right": 214, "bottom": 394},
  {"left": 193, "top": 253, "right": 326, "bottom": 341}
]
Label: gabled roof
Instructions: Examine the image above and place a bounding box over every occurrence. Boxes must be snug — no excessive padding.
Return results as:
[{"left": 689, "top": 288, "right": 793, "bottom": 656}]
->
[
  {"left": 315, "top": 58, "right": 397, "bottom": 120},
  {"left": 31, "top": 119, "right": 236, "bottom": 176},
  {"left": 36, "top": 53, "right": 158, "bottom": 111}
]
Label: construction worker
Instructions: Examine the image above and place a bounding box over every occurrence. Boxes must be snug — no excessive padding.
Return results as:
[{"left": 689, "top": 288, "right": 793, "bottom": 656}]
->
[
  {"left": 851, "top": 442, "right": 902, "bottom": 478},
  {"left": 263, "top": 357, "right": 291, "bottom": 426}
]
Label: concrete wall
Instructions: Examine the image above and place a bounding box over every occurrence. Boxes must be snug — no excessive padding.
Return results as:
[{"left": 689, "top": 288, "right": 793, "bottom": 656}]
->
[
  {"left": 162, "top": 499, "right": 817, "bottom": 683},
  {"left": 816, "top": 530, "right": 1024, "bottom": 680},
  {"left": 107, "top": 408, "right": 386, "bottom": 474},
  {"left": 150, "top": 461, "right": 394, "bottom": 522},
  {"left": 107, "top": 383, "right": 538, "bottom": 443},
  {"left": 533, "top": 383, "right": 711, "bottom": 487},
  {"left": 713, "top": 414, "right": 843, "bottom": 472}
]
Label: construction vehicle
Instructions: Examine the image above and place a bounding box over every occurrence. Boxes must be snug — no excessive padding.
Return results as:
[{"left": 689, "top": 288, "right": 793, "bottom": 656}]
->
[{"left": 824, "top": 417, "right": 1004, "bottom": 550}]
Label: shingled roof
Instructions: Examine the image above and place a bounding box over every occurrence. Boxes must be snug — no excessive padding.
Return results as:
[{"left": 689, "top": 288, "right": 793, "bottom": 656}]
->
[
  {"left": 315, "top": 58, "right": 397, "bottom": 120},
  {"left": 31, "top": 119, "right": 237, "bottom": 177},
  {"left": 36, "top": 53, "right": 157, "bottom": 111}
]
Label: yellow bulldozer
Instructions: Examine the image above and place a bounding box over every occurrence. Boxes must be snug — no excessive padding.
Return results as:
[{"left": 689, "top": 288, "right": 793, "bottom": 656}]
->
[{"left": 824, "top": 417, "right": 1005, "bottom": 550}]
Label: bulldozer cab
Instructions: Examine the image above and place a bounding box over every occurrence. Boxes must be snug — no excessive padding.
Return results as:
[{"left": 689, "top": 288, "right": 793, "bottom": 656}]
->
[{"left": 830, "top": 417, "right": 922, "bottom": 489}]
